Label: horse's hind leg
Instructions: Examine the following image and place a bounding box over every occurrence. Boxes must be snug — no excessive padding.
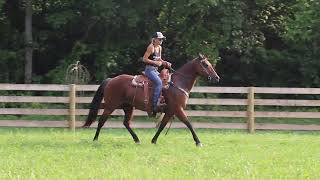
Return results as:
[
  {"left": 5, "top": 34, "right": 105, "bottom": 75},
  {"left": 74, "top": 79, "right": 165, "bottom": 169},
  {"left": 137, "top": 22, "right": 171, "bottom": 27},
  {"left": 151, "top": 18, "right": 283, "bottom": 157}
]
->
[
  {"left": 93, "top": 109, "right": 113, "bottom": 141},
  {"left": 122, "top": 104, "right": 140, "bottom": 144}
]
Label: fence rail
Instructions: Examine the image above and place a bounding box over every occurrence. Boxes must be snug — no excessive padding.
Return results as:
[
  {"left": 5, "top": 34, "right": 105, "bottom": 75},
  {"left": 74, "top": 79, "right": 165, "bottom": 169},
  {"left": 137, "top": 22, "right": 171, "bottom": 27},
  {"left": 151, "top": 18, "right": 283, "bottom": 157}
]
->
[{"left": 1, "top": 84, "right": 320, "bottom": 131}]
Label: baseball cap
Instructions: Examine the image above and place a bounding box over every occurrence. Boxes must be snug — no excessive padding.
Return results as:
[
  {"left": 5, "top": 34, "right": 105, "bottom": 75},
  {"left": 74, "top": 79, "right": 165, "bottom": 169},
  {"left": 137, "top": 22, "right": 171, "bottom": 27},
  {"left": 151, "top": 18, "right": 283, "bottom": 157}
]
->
[{"left": 152, "top": 32, "right": 166, "bottom": 39}]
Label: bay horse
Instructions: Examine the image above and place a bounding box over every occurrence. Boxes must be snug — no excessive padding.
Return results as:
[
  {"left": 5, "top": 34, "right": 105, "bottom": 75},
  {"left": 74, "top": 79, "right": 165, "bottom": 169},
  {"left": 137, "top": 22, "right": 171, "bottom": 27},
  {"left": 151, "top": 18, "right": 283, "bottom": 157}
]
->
[{"left": 83, "top": 54, "right": 220, "bottom": 146}]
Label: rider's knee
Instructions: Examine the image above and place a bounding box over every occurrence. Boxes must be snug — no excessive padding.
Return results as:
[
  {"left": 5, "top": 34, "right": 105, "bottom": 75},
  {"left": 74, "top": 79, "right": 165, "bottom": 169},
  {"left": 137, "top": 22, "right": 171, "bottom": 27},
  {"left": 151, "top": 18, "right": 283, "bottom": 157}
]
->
[{"left": 154, "top": 77, "right": 162, "bottom": 87}]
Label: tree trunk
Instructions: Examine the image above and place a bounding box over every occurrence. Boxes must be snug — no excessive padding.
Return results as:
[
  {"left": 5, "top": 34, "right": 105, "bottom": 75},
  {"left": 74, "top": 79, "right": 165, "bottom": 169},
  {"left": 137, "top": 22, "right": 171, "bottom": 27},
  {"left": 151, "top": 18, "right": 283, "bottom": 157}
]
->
[{"left": 25, "top": 0, "right": 33, "bottom": 83}]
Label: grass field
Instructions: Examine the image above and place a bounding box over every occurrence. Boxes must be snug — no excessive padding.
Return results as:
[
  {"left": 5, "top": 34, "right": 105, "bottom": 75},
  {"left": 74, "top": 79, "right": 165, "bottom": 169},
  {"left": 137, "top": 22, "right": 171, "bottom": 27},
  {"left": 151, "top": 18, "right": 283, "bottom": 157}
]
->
[{"left": 0, "top": 128, "right": 320, "bottom": 179}]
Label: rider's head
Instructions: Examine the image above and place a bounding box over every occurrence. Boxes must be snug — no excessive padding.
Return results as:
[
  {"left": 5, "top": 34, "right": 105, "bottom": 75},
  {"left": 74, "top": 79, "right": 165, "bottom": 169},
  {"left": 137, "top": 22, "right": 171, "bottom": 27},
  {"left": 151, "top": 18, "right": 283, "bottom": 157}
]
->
[{"left": 152, "top": 32, "right": 166, "bottom": 45}]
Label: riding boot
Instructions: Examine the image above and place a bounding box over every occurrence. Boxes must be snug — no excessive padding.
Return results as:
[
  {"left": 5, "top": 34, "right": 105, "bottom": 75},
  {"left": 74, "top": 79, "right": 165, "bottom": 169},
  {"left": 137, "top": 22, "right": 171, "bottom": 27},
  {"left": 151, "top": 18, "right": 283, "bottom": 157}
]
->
[{"left": 152, "top": 99, "right": 167, "bottom": 116}]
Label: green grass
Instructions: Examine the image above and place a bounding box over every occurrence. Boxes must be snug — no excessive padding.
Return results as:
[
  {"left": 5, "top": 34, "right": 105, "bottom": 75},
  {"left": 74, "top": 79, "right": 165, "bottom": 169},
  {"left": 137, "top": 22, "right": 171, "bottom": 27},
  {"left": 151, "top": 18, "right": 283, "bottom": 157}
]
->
[
  {"left": 2, "top": 115, "right": 320, "bottom": 126},
  {"left": 0, "top": 128, "right": 320, "bottom": 179}
]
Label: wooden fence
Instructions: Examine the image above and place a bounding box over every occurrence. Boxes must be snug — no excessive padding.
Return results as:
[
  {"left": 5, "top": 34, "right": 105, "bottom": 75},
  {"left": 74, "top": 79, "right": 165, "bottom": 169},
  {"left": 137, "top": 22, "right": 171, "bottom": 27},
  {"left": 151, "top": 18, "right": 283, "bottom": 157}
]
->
[{"left": 1, "top": 84, "right": 320, "bottom": 132}]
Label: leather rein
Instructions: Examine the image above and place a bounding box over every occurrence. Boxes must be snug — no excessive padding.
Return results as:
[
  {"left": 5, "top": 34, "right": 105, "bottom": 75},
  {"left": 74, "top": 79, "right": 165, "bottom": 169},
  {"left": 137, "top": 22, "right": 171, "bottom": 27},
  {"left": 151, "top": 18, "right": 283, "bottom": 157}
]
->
[{"left": 168, "top": 59, "right": 212, "bottom": 97}]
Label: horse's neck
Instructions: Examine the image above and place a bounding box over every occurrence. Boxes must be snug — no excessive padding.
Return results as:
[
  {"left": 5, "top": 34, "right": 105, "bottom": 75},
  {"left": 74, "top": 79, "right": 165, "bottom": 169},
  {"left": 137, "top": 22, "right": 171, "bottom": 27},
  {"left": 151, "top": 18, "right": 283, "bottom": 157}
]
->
[{"left": 172, "top": 61, "right": 198, "bottom": 93}]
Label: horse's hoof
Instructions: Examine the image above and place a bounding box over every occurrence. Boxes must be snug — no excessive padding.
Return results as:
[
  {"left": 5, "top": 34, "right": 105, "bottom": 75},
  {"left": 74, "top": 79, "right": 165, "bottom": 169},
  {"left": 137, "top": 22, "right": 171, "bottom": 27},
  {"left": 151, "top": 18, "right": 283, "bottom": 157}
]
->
[
  {"left": 196, "top": 143, "right": 203, "bottom": 147},
  {"left": 135, "top": 141, "right": 141, "bottom": 145},
  {"left": 151, "top": 140, "right": 157, "bottom": 145}
]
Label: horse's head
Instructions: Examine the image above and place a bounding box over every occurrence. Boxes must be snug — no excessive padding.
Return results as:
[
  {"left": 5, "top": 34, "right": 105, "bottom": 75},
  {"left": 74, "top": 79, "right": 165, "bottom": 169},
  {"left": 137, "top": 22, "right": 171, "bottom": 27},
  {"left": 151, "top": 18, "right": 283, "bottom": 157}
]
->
[{"left": 195, "top": 53, "right": 220, "bottom": 83}]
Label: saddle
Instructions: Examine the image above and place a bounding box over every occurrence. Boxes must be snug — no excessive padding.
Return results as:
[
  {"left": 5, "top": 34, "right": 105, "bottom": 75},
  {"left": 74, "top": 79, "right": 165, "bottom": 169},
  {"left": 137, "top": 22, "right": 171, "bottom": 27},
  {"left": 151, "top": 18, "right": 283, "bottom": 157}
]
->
[{"left": 131, "top": 68, "right": 171, "bottom": 116}]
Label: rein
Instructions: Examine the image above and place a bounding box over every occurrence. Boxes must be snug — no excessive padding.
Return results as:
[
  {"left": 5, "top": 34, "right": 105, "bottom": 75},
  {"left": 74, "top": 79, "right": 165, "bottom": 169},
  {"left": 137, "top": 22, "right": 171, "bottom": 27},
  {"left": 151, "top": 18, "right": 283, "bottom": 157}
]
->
[
  {"left": 169, "top": 67, "right": 191, "bottom": 97},
  {"left": 169, "top": 67, "right": 193, "bottom": 79},
  {"left": 162, "top": 59, "right": 212, "bottom": 136},
  {"left": 168, "top": 58, "right": 211, "bottom": 97}
]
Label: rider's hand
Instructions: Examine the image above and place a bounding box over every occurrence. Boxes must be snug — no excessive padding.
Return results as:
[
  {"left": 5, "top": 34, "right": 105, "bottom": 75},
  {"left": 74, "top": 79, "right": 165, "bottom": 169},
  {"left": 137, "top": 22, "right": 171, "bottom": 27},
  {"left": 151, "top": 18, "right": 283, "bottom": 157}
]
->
[
  {"left": 162, "top": 61, "right": 171, "bottom": 68},
  {"left": 154, "top": 61, "right": 162, "bottom": 67},
  {"left": 166, "top": 61, "right": 172, "bottom": 68}
]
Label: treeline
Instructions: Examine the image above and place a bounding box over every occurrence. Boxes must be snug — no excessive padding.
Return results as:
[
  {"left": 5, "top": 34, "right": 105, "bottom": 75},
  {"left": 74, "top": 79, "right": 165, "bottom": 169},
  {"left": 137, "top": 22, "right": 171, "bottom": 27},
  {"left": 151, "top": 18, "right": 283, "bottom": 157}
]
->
[{"left": 0, "top": 0, "right": 319, "bottom": 87}]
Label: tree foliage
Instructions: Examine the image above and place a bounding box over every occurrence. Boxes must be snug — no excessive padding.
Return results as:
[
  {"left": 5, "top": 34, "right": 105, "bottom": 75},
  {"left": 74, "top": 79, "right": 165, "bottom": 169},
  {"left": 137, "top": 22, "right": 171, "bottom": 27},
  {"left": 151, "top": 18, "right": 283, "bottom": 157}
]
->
[{"left": 0, "top": 0, "right": 319, "bottom": 87}]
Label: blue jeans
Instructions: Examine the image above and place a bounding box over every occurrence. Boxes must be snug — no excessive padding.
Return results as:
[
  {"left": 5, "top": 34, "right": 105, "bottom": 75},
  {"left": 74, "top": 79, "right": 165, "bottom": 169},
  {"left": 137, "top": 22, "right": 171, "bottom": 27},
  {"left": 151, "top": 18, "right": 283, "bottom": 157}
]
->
[{"left": 145, "top": 67, "right": 162, "bottom": 111}]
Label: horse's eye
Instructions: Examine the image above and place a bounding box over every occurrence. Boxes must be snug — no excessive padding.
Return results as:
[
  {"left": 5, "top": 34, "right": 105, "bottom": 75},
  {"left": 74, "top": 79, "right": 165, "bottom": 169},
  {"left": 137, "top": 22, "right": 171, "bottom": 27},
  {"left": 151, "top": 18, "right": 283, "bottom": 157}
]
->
[{"left": 202, "top": 61, "right": 208, "bottom": 68}]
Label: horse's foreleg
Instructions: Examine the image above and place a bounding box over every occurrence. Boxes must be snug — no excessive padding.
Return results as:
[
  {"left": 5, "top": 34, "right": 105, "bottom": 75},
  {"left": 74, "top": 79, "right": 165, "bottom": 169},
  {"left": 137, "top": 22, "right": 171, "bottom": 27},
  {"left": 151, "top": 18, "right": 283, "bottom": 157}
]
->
[
  {"left": 123, "top": 105, "right": 140, "bottom": 144},
  {"left": 93, "top": 109, "right": 113, "bottom": 141},
  {"left": 175, "top": 108, "right": 202, "bottom": 147},
  {"left": 151, "top": 112, "right": 174, "bottom": 144}
]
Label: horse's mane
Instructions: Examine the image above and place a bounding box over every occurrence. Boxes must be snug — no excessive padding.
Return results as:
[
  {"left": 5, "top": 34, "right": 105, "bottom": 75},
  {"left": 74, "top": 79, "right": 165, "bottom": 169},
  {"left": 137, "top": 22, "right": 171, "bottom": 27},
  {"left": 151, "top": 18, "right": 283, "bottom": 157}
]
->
[{"left": 175, "top": 57, "right": 199, "bottom": 73}]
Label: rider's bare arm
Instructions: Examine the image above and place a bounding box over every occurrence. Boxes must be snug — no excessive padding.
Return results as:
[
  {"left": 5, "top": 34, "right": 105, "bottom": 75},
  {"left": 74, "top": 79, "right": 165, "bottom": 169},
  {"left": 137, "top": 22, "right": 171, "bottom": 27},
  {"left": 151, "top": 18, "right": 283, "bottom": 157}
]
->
[
  {"left": 158, "top": 46, "right": 172, "bottom": 68},
  {"left": 143, "top": 44, "right": 162, "bottom": 67}
]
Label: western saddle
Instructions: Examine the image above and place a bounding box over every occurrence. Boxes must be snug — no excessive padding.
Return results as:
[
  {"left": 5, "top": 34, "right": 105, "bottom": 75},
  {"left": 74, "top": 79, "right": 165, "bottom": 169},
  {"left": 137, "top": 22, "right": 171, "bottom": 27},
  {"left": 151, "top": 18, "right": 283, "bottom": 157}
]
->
[{"left": 131, "top": 69, "right": 171, "bottom": 116}]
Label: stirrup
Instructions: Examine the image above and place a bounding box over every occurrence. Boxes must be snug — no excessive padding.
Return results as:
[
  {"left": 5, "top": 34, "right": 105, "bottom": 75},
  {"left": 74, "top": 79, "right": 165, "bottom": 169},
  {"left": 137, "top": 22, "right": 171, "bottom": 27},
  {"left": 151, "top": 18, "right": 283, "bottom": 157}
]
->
[{"left": 154, "top": 102, "right": 167, "bottom": 113}]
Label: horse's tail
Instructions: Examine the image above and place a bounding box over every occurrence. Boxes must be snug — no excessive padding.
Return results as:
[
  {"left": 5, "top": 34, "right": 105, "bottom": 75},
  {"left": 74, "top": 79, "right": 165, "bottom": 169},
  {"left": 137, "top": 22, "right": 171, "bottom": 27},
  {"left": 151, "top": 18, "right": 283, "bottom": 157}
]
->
[{"left": 82, "top": 79, "right": 110, "bottom": 128}]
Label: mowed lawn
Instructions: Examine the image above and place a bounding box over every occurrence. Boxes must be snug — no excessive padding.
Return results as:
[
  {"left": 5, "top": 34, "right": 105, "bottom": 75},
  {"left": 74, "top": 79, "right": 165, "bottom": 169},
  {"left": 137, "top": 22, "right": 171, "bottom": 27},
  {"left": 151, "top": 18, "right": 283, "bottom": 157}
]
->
[{"left": 0, "top": 127, "right": 319, "bottom": 179}]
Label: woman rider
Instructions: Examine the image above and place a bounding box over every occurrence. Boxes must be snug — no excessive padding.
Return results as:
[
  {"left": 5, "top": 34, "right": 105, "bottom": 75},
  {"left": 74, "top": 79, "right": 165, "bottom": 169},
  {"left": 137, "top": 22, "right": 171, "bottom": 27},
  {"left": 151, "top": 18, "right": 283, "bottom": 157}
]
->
[{"left": 142, "top": 32, "right": 171, "bottom": 115}]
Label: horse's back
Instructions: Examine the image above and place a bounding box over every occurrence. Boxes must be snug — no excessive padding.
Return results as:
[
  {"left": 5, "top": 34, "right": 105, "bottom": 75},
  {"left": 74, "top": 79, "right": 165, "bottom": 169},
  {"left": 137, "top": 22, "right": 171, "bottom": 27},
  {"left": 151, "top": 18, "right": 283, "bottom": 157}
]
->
[
  {"left": 101, "top": 75, "right": 133, "bottom": 106},
  {"left": 110, "top": 74, "right": 134, "bottom": 81},
  {"left": 106, "top": 74, "right": 135, "bottom": 91},
  {"left": 103, "top": 74, "right": 149, "bottom": 110}
]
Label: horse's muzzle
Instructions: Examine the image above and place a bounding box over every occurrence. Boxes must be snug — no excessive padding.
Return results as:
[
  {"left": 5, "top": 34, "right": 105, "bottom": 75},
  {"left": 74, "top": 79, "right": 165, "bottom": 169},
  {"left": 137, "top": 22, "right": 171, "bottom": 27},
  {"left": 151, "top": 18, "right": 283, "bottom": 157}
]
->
[{"left": 208, "top": 75, "right": 220, "bottom": 83}]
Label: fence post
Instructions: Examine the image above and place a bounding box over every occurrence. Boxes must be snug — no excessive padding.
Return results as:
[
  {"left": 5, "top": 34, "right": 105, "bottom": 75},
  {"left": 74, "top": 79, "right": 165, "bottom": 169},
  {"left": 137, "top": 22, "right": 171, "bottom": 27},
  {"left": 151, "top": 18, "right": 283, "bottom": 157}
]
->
[
  {"left": 247, "top": 86, "right": 255, "bottom": 133},
  {"left": 69, "top": 84, "right": 76, "bottom": 131}
]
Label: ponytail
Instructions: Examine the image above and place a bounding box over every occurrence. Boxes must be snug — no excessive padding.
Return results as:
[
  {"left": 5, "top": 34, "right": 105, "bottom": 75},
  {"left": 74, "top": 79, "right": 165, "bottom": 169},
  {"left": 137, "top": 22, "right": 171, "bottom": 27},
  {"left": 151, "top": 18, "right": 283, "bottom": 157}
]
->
[{"left": 151, "top": 38, "right": 155, "bottom": 43}]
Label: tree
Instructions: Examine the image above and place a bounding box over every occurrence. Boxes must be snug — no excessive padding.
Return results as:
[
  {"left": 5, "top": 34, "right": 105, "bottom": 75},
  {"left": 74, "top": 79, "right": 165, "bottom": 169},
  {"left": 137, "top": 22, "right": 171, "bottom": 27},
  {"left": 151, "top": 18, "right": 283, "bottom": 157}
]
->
[
  {"left": 25, "top": 0, "right": 33, "bottom": 83},
  {"left": 0, "top": 0, "right": 319, "bottom": 88}
]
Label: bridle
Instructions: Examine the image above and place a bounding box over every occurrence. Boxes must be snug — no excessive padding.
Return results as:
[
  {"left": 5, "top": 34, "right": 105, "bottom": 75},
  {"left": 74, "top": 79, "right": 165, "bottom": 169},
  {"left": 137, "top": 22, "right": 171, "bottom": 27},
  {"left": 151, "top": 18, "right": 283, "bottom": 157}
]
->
[
  {"left": 168, "top": 57, "right": 215, "bottom": 97},
  {"left": 169, "top": 57, "right": 212, "bottom": 79},
  {"left": 199, "top": 59, "right": 214, "bottom": 81}
]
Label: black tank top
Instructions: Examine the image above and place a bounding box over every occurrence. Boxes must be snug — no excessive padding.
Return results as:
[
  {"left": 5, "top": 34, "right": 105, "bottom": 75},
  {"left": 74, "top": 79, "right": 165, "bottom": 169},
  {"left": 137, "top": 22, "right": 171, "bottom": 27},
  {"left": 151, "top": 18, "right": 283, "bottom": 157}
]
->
[{"left": 148, "top": 45, "right": 161, "bottom": 61}]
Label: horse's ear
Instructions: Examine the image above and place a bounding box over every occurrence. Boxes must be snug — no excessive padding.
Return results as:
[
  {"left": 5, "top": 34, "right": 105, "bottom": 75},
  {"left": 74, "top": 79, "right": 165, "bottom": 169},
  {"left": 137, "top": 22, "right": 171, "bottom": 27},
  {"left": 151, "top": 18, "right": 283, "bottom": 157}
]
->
[{"left": 198, "top": 53, "right": 204, "bottom": 60}]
